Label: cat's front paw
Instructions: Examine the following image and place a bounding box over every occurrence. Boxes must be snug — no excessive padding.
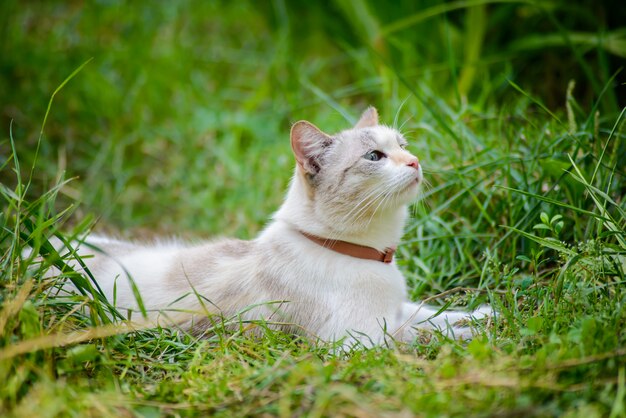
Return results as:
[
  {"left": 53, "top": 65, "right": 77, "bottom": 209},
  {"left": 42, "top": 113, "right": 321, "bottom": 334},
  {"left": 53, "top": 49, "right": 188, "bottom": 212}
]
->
[
  {"left": 471, "top": 304, "right": 495, "bottom": 320},
  {"left": 449, "top": 305, "right": 495, "bottom": 340}
]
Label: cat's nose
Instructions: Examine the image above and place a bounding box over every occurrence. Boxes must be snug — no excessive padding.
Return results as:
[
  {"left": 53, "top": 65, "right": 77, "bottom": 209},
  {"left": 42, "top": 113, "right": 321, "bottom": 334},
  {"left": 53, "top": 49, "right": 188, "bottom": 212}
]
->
[{"left": 407, "top": 157, "right": 420, "bottom": 170}]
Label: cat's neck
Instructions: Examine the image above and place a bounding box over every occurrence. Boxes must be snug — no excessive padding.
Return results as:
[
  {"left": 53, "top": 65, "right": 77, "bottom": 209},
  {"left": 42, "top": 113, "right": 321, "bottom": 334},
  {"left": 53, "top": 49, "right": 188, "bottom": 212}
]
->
[{"left": 270, "top": 171, "right": 409, "bottom": 252}]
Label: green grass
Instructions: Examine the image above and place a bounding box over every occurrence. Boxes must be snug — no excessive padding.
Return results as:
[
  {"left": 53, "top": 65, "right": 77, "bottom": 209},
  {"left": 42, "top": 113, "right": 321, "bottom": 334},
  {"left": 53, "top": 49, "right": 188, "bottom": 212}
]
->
[{"left": 1, "top": 1, "right": 626, "bottom": 417}]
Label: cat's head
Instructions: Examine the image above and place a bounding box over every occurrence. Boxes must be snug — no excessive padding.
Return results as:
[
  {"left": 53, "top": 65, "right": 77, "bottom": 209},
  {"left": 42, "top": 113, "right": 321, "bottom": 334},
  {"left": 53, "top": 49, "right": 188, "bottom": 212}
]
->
[{"left": 289, "top": 107, "right": 422, "bottom": 232}]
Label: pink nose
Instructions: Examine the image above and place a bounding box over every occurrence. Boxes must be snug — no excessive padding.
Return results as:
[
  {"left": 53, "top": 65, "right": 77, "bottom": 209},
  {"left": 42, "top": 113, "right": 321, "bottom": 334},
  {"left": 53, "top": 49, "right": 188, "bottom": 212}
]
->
[{"left": 407, "top": 158, "right": 420, "bottom": 170}]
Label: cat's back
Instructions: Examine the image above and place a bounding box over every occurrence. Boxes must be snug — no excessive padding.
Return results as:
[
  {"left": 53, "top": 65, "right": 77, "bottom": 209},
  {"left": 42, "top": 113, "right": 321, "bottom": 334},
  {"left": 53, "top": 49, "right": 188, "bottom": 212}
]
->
[
  {"left": 79, "top": 234, "right": 180, "bottom": 278},
  {"left": 77, "top": 235, "right": 258, "bottom": 313}
]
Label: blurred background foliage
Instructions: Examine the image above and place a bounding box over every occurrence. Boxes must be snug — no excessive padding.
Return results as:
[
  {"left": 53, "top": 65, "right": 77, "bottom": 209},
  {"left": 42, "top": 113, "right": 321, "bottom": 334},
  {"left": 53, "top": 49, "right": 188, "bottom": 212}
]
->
[{"left": 0, "top": 0, "right": 624, "bottom": 239}]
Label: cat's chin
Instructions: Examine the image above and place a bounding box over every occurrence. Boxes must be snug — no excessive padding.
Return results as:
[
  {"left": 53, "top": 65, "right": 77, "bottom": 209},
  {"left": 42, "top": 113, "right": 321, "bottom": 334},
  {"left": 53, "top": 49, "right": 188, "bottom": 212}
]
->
[{"left": 396, "top": 178, "right": 421, "bottom": 204}]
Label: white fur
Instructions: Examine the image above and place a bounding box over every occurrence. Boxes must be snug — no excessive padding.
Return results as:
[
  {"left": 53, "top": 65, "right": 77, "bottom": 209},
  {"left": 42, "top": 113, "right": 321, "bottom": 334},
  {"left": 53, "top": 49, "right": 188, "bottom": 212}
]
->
[{"left": 66, "top": 110, "right": 492, "bottom": 346}]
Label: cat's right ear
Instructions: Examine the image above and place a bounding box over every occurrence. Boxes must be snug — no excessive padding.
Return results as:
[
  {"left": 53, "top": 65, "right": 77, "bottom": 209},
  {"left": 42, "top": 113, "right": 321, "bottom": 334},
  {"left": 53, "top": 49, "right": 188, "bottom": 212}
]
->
[
  {"left": 290, "top": 121, "right": 333, "bottom": 175},
  {"left": 354, "top": 106, "right": 379, "bottom": 129}
]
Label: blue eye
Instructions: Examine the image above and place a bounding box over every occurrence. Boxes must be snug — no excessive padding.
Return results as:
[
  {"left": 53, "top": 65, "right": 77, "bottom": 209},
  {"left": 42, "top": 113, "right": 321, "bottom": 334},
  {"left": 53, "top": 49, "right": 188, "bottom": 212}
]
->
[{"left": 364, "top": 150, "right": 385, "bottom": 161}]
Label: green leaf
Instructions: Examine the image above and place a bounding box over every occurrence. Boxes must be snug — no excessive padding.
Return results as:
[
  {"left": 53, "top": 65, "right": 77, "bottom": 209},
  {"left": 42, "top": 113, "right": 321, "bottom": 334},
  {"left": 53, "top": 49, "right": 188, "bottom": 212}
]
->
[
  {"left": 66, "top": 344, "right": 100, "bottom": 364},
  {"left": 503, "top": 226, "right": 577, "bottom": 256},
  {"left": 555, "top": 221, "right": 564, "bottom": 234},
  {"left": 550, "top": 214, "right": 563, "bottom": 225}
]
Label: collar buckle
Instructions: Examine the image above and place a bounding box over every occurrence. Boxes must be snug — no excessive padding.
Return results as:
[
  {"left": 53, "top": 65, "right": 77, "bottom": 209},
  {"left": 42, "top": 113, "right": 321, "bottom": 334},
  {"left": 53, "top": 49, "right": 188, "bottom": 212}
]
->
[{"left": 382, "top": 249, "right": 394, "bottom": 263}]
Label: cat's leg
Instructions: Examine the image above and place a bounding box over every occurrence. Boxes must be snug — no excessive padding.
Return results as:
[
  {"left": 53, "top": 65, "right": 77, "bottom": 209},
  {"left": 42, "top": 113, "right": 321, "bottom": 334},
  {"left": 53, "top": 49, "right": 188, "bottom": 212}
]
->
[{"left": 396, "top": 302, "right": 492, "bottom": 341}]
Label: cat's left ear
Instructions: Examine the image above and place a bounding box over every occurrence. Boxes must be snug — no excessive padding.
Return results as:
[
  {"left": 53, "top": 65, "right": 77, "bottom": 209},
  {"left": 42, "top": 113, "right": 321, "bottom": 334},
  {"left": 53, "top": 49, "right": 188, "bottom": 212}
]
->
[
  {"left": 291, "top": 121, "right": 333, "bottom": 175},
  {"left": 354, "top": 106, "right": 379, "bottom": 129}
]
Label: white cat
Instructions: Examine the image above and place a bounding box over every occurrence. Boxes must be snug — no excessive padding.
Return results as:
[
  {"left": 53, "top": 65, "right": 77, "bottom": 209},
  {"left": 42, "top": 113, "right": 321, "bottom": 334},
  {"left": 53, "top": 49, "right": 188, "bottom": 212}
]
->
[{"left": 70, "top": 107, "right": 491, "bottom": 346}]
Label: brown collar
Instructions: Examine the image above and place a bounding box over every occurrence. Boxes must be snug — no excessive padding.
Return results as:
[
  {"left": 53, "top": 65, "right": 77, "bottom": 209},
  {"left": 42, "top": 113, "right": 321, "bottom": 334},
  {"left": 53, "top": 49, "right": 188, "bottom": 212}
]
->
[{"left": 300, "top": 231, "right": 396, "bottom": 264}]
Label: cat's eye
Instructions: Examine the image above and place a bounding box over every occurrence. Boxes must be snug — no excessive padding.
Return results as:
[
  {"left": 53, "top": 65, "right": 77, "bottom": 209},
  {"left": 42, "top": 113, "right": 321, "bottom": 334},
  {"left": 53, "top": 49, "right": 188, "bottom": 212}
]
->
[{"left": 363, "top": 150, "right": 386, "bottom": 161}]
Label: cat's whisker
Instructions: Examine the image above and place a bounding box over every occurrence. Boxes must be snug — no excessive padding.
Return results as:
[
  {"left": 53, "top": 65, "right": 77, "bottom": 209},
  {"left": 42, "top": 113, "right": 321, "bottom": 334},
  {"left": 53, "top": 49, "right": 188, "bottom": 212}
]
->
[
  {"left": 346, "top": 184, "right": 392, "bottom": 217},
  {"left": 344, "top": 179, "right": 403, "bottom": 224},
  {"left": 351, "top": 175, "right": 412, "bottom": 222},
  {"left": 361, "top": 178, "right": 405, "bottom": 231},
  {"left": 398, "top": 117, "right": 413, "bottom": 133},
  {"left": 331, "top": 171, "right": 424, "bottom": 242},
  {"left": 412, "top": 183, "right": 432, "bottom": 220},
  {"left": 339, "top": 177, "right": 403, "bottom": 223},
  {"left": 324, "top": 185, "right": 395, "bottom": 242},
  {"left": 393, "top": 96, "right": 410, "bottom": 130},
  {"left": 326, "top": 184, "right": 396, "bottom": 241},
  {"left": 363, "top": 194, "right": 393, "bottom": 232}
]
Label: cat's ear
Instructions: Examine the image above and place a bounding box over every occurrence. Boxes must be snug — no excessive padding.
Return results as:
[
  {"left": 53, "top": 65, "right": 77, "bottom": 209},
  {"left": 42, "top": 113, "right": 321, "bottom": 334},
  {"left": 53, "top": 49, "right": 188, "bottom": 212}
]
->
[
  {"left": 354, "top": 106, "right": 379, "bottom": 129},
  {"left": 291, "top": 121, "right": 333, "bottom": 175}
]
